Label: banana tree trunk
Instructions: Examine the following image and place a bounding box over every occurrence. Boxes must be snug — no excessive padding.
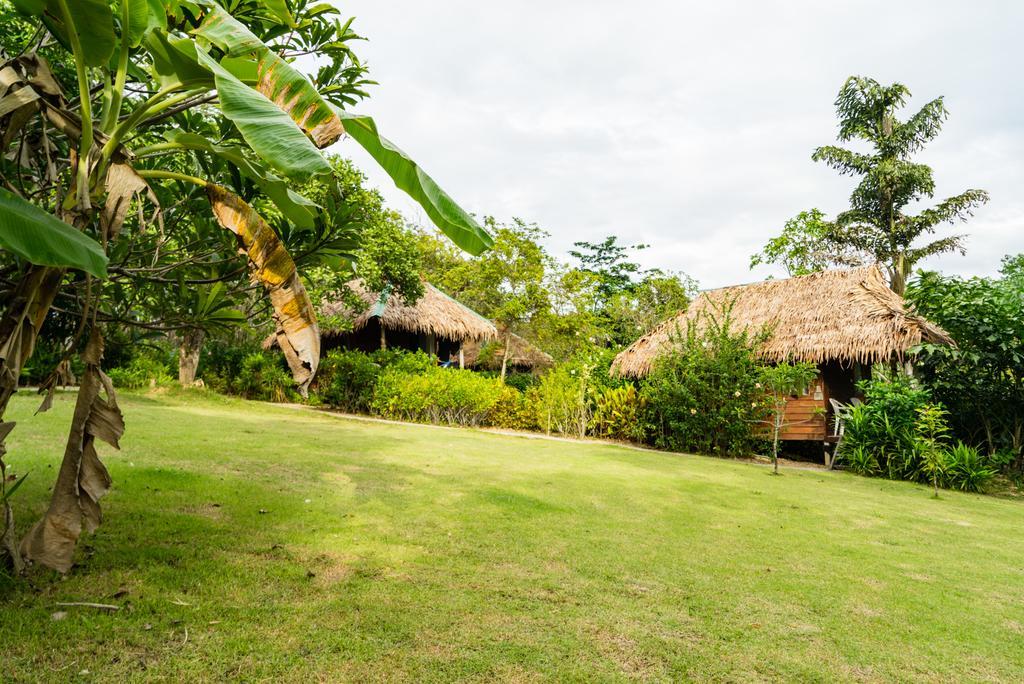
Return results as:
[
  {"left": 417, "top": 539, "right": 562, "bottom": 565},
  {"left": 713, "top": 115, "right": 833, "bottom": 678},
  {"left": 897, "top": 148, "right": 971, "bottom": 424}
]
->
[
  {"left": 0, "top": 266, "right": 65, "bottom": 572},
  {"left": 20, "top": 327, "right": 122, "bottom": 572},
  {"left": 178, "top": 329, "right": 205, "bottom": 386}
]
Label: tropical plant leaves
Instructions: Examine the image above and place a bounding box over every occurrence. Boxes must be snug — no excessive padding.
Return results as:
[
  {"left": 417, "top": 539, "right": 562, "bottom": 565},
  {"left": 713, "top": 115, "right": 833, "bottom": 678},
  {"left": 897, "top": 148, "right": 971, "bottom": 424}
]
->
[
  {"left": 143, "top": 30, "right": 214, "bottom": 88},
  {"left": 119, "top": 0, "right": 152, "bottom": 48},
  {"left": 206, "top": 184, "right": 320, "bottom": 393},
  {"left": 164, "top": 131, "right": 318, "bottom": 228},
  {"left": 259, "top": 0, "right": 296, "bottom": 28},
  {"left": 0, "top": 187, "right": 108, "bottom": 277},
  {"left": 193, "top": 2, "right": 343, "bottom": 148},
  {"left": 39, "top": 0, "right": 117, "bottom": 68},
  {"left": 193, "top": 49, "right": 331, "bottom": 180},
  {"left": 334, "top": 109, "right": 494, "bottom": 255}
]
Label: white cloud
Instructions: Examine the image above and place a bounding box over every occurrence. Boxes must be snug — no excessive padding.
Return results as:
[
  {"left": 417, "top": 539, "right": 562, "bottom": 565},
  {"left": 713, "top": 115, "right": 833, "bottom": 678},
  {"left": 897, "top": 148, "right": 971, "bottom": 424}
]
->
[{"left": 331, "top": 0, "right": 1024, "bottom": 288}]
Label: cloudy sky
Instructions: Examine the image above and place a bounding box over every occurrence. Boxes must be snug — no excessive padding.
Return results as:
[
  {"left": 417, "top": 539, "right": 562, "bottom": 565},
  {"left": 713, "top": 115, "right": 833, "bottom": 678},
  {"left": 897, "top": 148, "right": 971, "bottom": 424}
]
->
[{"left": 332, "top": 1, "right": 1022, "bottom": 289}]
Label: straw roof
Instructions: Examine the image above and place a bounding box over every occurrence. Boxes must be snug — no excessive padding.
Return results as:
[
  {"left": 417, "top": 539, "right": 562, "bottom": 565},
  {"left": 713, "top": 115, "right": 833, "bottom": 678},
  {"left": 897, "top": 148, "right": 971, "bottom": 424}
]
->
[
  {"left": 461, "top": 328, "right": 554, "bottom": 370},
  {"left": 611, "top": 265, "right": 953, "bottom": 377},
  {"left": 322, "top": 279, "right": 498, "bottom": 342}
]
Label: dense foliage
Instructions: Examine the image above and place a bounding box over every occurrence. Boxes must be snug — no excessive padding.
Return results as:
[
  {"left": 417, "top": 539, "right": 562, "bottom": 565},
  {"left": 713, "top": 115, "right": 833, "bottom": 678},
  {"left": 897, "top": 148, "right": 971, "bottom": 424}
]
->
[
  {"left": 907, "top": 258, "right": 1024, "bottom": 470},
  {"left": 372, "top": 366, "right": 505, "bottom": 427},
  {"left": 640, "top": 305, "right": 768, "bottom": 456},
  {"left": 836, "top": 374, "right": 999, "bottom": 492}
]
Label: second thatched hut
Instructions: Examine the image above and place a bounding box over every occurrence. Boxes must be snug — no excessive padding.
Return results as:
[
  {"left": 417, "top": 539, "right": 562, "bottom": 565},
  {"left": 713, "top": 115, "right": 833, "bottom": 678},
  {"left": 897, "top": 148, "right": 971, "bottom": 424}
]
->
[{"left": 320, "top": 279, "right": 498, "bottom": 365}]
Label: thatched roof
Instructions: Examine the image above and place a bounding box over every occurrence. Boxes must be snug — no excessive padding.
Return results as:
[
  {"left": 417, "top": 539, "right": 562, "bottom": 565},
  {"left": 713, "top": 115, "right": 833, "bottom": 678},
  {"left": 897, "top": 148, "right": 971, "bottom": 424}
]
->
[
  {"left": 322, "top": 279, "right": 497, "bottom": 342},
  {"left": 611, "top": 266, "right": 953, "bottom": 377},
  {"left": 461, "top": 328, "right": 554, "bottom": 370}
]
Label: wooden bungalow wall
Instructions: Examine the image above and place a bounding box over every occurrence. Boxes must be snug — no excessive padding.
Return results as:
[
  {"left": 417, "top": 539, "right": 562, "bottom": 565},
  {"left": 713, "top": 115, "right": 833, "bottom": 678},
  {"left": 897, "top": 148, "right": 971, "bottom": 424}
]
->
[{"left": 770, "top": 360, "right": 866, "bottom": 442}]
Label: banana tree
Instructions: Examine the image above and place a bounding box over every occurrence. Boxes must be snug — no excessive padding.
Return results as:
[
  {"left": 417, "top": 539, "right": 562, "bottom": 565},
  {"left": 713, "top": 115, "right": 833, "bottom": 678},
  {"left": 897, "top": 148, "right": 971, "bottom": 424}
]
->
[{"left": 0, "top": 0, "right": 492, "bottom": 573}]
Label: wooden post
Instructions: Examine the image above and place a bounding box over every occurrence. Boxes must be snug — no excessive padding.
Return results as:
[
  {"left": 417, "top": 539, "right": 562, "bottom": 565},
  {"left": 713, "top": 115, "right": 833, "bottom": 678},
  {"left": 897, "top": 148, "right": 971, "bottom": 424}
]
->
[
  {"left": 379, "top": 325, "right": 386, "bottom": 350},
  {"left": 459, "top": 347, "right": 464, "bottom": 369}
]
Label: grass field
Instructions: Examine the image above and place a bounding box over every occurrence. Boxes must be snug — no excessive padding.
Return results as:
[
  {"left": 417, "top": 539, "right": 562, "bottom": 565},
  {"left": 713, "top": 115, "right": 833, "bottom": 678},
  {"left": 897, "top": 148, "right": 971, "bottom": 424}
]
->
[{"left": 2, "top": 390, "right": 1023, "bottom": 682}]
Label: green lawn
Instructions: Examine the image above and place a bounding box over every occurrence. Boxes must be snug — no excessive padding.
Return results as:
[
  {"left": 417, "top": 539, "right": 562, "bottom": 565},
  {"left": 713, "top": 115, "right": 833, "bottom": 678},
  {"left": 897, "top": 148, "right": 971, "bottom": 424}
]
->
[{"left": 2, "top": 390, "right": 1023, "bottom": 682}]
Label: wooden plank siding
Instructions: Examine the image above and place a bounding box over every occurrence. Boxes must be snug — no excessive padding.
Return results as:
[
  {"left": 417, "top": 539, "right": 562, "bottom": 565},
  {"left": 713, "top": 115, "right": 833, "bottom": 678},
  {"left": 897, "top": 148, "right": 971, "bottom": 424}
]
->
[{"left": 758, "top": 373, "right": 828, "bottom": 441}]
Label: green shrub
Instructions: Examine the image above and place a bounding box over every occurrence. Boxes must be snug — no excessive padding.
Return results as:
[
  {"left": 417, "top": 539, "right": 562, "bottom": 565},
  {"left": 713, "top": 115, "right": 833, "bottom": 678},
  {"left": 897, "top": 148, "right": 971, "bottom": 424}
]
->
[
  {"left": 836, "top": 373, "right": 936, "bottom": 481},
  {"left": 488, "top": 385, "right": 540, "bottom": 431},
  {"left": 377, "top": 348, "right": 436, "bottom": 375},
  {"left": 107, "top": 353, "right": 174, "bottom": 390},
  {"left": 590, "top": 384, "right": 646, "bottom": 442},
  {"left": 639, "top": 304, "right": 767, "bottom": 456},
  {"left": 235, "top": 353, "right": 295, "bottom": 403},
  {"left": 535, "top": 364, "right": 592, "bottom": 438},
  {"left": 835, "top": 373, "right": 992, "bottom": 493},
  {"left": 843, "top": 444, "right": 881, "bottom": 476},
  {"left": 316, "top": 349, "right": 381, "bottom": 413},
  {"left": 503, "top": 371, "right": 539, "bottom": 393},
  {"left": 943, "top": 442, "right": 997, "bottom": 493},
  {"left": 372, "top": 366, "right": 504, "bottom": 427},
  {"left": 201, "top": 338, "right": 262, "bottom": 394}
]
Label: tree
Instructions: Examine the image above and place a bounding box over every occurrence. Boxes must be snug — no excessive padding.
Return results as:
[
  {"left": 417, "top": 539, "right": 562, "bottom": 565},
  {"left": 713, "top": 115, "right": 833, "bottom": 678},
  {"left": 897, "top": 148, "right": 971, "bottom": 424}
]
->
[
  {"left": 569, "top": 236, "right": 648, "bottom": 303},
  {"left": 602, "top": 271, "right": 696, "bottom": 347},
  {"left": 0, "top": 0, "right": 491, "bottom": 573},
  {"left": 570, "top": 235, "right": 696, "bottom": 347},
  {"left": 750, "top": 208, "right": 864, "bottom": 276},
  {"left": 440, "top": 218, "right": 551, "bottom": 379},
  {"left": 758, "top": 362, "right": 820, "bottom": 474},
  {"left": 809, "top": 77, "right": 989, "bottom": 294},
  {"left": 907, "top": 257, "right": 1024, "bottom": 468}
]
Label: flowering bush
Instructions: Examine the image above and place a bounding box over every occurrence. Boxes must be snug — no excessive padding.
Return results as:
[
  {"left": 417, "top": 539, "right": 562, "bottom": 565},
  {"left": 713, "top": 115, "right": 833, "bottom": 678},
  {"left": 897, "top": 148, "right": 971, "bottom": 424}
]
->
[{"left": 639, "top": 303, "right": 767, "bottom": 456}]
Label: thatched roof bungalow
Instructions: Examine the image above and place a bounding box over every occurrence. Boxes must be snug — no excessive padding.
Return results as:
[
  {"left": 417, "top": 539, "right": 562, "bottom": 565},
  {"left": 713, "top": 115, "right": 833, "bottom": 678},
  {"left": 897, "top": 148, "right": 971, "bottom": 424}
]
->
[
  {"left": 612, "top": 266, "right": 953, "bottom": 442},
  {"left": 461, "top": 328, "right": 554, "bottom": 374},
  {"left": 319, "top": 279, "right": 498, "bottom": 361}
]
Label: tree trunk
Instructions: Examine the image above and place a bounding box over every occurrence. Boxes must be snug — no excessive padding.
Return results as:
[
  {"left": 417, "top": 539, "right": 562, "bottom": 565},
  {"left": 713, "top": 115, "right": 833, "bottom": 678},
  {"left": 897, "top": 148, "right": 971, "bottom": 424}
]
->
[
  {"left": 20, "top": 327, "right": 121, "bottom": 572},
  {"left": 499, "top": 331, "right": 511, "bottom": 382},
  {"left": 772, "top": 412, "right": 781, "bottom": 475},
  {"left": 178, "top": 329, "right": 205, "bottom": 386},
  {"left": 0, "top": 266, "right": 65, "bottom": 572},
  {"left": 379, "top": 324, "right": 386, "bottom": 351}
]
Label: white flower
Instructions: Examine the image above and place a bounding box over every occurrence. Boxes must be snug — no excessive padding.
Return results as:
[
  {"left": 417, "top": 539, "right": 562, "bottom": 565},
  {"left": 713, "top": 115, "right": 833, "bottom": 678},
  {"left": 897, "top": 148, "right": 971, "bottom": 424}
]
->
[
  {"left": 690, "top": 408, "right": 697, "bottom": 415},
  {"left": 755, "top": 382, "right": 762, "bottom": 389},
  {"left": 751, "top": 402, "right": 758, "bottom": 408},
  {"left": 734, "top": 390, "right": 742, "bottom": 397}
]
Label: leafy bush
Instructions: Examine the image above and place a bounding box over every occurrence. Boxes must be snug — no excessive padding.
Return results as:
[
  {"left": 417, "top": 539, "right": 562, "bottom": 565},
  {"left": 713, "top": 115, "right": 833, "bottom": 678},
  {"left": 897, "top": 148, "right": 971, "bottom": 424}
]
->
[
  {"left": 908, "top": 260, "right": 1024, "bottom": 470},
  {"left": 234, "top": 353, "right": 295, "bottom": 403},
  {"left": 835, "top": 374, "right": 999, "bottom": 492},
  {"left": 943, "top": 442, "right": 997, "bottom": 493},
  {"left": 107, "top": 353, "right": 174, "bottom": 390},
  {"left": 843, "top": 444, "right": 881, "bottom": 476},
  {"left": 639, "top": 304, "right": 767, "bottom": 456},
  {"left": 378, "top": 348, "right": 436, "bottom": 375},
  {"left": 372, "top": 366, "right": 504, "bottom": 427},
  {"left": 504, "top": 371, "right": 539, "bottom": 393},
  {"left": 201, "top": 338, "right": 263, "bottom": 394},
  {"left": 535, "top": 363, "right": 592, "bottom": 438},
  {"left": 590, "top": 384, "right": 646, "bottom": 442},
  {"left": 488, "top": 385, "right": 540, "bottom": 431},
  {"left": 316, "top": 349, "right": 381, "bottom": 413},
  {"left": 836, "top": 373, "right": 933, "bottom": 481}
]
